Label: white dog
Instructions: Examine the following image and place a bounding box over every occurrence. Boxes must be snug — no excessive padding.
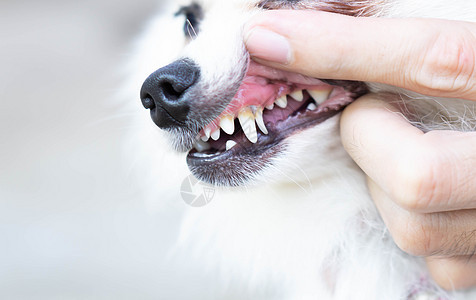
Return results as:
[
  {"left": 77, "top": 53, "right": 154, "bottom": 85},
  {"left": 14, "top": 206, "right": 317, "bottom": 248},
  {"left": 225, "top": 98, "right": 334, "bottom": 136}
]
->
[{"left": 129, "top": 0, "right": 476, "bottom": 299}]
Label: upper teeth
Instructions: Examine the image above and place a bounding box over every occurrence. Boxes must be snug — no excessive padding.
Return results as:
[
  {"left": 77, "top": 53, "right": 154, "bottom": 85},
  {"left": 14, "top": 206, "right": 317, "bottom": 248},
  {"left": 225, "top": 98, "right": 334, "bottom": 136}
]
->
[
  {"left": 199, "top": 88, "right": 333, "bottom": 146},
  {"left": 308, "top": 89, "right": 331, "bottom": 105},
  {"left": 289, "top": 90, "right": 303, "bottom": 102},
  {"left": 211, "top": 128, "right": 220, "bottom": 141},
  {"left": 275, "top": 95, "right": 288, "bottom": 108},
  {"left": 219, "top": 115, "right": 235, "bottom": 135},
  {"left": 238, "top": 107, "right": 258, "bottom": 144},
  {"left": 254, "top": 107, "right": 268, "bottom": 134},
  {"left": 201, "top": 127, "right": 212, "bottom": 142}
]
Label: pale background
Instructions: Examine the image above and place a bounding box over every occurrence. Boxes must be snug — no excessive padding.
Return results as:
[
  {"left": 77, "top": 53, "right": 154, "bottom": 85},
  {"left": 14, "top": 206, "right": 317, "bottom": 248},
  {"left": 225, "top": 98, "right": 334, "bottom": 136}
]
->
[{"left": 0, "top": 1, "right": 211, "bottom": 298}]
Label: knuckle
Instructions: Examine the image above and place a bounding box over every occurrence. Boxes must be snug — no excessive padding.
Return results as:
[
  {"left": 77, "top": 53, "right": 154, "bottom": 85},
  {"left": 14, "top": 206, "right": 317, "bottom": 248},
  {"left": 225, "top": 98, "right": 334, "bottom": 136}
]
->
[
  {"left": 391, "top": 137, "right": 454, "bottom": 212},
  {"left": 392, "top": 151, "right": 438, "bottom": 211},
  {"left": 391, "top": 215, "right": 436, "bottom": 256},
  {"left": 409, "top": 27, "right": 476, "bottom": 95}
]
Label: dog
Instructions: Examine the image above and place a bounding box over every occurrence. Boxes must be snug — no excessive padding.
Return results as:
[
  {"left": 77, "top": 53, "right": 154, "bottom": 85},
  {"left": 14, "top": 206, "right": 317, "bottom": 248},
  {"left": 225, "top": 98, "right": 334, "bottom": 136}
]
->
[{"left": 129, "top": 0, "right": 476, "bottom": 299}]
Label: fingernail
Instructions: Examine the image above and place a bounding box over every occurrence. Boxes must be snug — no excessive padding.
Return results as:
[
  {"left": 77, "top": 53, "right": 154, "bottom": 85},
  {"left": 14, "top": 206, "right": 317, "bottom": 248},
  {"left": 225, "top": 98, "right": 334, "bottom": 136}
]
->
[{"left": 244, "top": 27, "right": 291, "bottom": 64}]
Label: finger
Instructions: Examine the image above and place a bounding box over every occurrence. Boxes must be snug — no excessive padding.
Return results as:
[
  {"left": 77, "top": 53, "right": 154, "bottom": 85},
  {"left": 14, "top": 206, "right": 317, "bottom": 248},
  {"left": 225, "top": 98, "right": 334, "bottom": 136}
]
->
[
  {"left": 341, "top": 93, "right": 476, "bottom": 213},
  {"left": 244, "top": 10, "right": 476, "bottom": 100},
  {"left": 368, "top": 177, "right": 476, "bottom": 258},
  {"left": 426, "top": 256, "right": 476, "bottom": 290}
]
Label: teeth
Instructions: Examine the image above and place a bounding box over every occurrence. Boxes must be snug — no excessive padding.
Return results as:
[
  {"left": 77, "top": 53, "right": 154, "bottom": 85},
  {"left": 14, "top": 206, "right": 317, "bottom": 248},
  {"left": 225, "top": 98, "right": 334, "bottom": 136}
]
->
[
  {"left": 254, "top": 107, "right": 268, "bottom": 134},
  {"left": 275, "top": 95, "right": 287, "bottom": 108},
  {"left": 238, "top": 107, "right": 258, "bottom": 143},
  {"left": 202, "top": 127, "right": 212, "bottom": 142},
  {"left": 211, "top": 128, "right": 220, "bottom": 141},
  {"left": 193, "top": 140, "right": 211, "bottom": 152},
  {"left": 289, "top": 90, "right": 304, "bottom": 102},
  {"left": 308, "top": 89, "right": 331, "bottom": 105},
  {"left": 219, "top": 115, "right": 235, "bottom": 135},
  {"left": 201, "top": 127, "right": 211, "bottom": 142},
  {"left": 307, "top": 103, "right": 317, "bottom": 111},
  {"left": 226, "top": 140, "right": 237, "bottom": 151},
  {"left": 198, "top": 89, "right": 333, "bottom": 145}
]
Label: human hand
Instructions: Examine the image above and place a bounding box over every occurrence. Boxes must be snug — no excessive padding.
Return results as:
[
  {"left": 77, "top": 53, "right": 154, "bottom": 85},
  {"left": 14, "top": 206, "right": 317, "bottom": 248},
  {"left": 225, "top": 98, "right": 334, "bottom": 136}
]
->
[{"left": 244, "top": 10, "right": 476, "bottom": 290}]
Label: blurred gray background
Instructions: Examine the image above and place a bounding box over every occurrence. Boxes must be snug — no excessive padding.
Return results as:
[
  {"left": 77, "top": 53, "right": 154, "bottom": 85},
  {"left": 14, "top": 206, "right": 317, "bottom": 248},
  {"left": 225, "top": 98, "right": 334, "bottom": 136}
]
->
[{"left": 0, "top": 1, "right": 210, "bottom": 299}]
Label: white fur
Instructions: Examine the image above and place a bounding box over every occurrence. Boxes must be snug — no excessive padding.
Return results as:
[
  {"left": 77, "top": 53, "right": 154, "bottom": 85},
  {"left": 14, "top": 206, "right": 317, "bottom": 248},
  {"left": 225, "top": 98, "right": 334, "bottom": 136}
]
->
[{"left": 126, "top": 0, "right": 476, "bottom": 299}]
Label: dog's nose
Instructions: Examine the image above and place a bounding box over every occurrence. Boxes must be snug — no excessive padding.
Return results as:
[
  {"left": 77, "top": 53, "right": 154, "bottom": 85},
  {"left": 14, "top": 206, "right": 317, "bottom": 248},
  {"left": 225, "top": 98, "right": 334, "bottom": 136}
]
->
[{"left": 140, "top": 59, "right": 200, "bottom": 128}]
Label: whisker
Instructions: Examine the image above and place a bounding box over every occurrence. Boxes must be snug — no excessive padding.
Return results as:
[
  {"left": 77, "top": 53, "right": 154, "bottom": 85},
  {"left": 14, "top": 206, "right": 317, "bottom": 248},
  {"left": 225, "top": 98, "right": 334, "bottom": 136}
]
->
[
  {"left": 85, "top": 112, "right": 139, "bottom": 128},
  {"left": 186, "top": 19, "right": 198, "bottom": 39},
  {"left": 267, "top": 163, "right": 313, "bottom": 195}
]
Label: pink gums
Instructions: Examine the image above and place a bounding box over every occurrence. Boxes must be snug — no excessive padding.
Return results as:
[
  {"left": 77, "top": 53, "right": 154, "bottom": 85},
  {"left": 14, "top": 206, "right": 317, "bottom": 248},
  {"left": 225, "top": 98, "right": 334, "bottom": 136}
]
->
[{"left": 202, "top": 61, "right": 334, "bottom": 133}]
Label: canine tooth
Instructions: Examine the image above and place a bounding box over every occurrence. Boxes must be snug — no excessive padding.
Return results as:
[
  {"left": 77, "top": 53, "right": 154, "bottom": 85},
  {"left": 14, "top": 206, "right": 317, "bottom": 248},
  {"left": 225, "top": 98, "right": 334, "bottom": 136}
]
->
[
  {"left": 265, "top": 103, "right": 274, "bottom": 110},
  {"left": 194, "top": 140, "right": 211, "bottom": 152},
  {"left": 307, "top": 103, "right": 317, "bottom": 111},
  {"left": 308, "top": 89, "right": 331, "bottom": 105},
  {"left": 225, "top": 140, "right": 237, "bottom": 151},
  {"left": 275, "top": 95, "right": 287, "bottom": 108},
  {"left": 254, "top": 108, "right": 268, "bottom": 134},
  {"left": 211, "top": 128, "right": 220, "bottom": 141},
  {"left": 219, "top": 115, "right": 235, "bottom": 135},
  {"left": 289, "top": 90, "right": 304, "bottom": 102},
  {"left": 238, "top": 107, "right": 258, "bottom": 143}
]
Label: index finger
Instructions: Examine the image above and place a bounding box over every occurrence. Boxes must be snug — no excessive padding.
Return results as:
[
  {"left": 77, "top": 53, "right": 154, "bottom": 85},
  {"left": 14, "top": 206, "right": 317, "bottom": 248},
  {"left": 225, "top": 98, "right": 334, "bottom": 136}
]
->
[{"left": 244, "top": 10, "right": 476, "bottom": 100}]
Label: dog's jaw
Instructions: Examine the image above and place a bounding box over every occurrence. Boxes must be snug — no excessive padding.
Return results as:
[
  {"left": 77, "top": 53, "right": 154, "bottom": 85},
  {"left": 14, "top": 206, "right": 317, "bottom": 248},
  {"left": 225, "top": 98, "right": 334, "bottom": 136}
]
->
[{"left": 184, "top": 62, "right": 367, "bottom": 186}]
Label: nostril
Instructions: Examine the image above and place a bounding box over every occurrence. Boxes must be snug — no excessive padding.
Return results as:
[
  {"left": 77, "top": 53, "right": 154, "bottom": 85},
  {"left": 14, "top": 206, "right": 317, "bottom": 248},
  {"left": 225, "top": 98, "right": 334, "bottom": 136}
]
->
[
  {"left": 141, "top": 96, "right": 155, "bottom": 109},
  {"left": 160, "top": 81, "right": 183, "bottom": 101}
]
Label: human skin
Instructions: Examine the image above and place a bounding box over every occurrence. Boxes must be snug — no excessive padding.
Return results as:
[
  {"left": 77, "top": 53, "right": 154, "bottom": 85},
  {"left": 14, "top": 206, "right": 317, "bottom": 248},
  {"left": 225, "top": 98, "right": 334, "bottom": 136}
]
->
[{"left": 243, "top": 10, "right": 476, "bottom": 290}]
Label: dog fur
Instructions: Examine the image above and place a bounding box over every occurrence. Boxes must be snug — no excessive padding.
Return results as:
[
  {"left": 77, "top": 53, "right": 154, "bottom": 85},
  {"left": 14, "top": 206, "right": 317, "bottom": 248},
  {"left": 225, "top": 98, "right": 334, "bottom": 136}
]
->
[{"left": 127, "top": 0, "right": 476, "bottom": 299}]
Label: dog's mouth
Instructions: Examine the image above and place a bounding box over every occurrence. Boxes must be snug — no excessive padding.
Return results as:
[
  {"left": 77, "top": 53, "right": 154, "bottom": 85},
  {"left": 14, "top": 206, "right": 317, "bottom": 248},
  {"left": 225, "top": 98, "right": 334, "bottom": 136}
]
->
[{"left": 186, "top": 61, "right": 367, "bottom": 185}]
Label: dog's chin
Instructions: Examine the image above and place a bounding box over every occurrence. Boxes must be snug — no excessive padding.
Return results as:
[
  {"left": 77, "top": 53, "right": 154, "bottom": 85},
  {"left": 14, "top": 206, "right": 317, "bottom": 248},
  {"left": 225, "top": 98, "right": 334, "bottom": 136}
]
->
[
  {"left": 183, "top": 80, "right": 367, "bottom": 186},
  {"left": 164, "top": 127, "right": 201, "bottom": 153}
]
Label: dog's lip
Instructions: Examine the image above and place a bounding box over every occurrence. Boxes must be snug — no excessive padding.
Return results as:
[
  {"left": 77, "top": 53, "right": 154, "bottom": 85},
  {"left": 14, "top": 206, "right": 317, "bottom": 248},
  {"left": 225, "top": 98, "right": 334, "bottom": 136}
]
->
[{"left": 246, "top": 61, "right": 326, "bottom": 86}]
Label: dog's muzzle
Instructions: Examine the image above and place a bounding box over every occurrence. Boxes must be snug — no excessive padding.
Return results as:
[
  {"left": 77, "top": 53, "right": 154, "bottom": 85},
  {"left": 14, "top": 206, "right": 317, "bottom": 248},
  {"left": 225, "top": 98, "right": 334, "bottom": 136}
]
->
[{"left": 140, "top": 59, "right": 200, "bottom": 129}]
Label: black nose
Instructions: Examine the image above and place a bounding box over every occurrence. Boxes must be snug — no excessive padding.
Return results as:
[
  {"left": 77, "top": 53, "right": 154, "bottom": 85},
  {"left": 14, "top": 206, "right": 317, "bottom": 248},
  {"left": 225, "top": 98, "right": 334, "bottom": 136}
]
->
[{"left": 140, "top": 59, "right": 200, "bottom": 128}]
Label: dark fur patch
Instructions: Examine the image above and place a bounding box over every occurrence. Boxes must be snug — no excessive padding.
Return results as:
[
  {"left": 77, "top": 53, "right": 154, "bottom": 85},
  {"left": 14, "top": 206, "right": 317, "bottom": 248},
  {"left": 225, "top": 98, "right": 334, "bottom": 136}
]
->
[
  {"left": 259, "top": 0, "right": 381, "bottom": 17},
  {"left": 176, "top": 3, "right": 204, "bottom": 37}
]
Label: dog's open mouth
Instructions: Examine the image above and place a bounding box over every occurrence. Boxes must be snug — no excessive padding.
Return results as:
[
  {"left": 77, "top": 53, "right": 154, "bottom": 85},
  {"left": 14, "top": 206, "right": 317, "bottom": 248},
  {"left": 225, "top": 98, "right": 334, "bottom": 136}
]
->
[{"left": 187, "top": 61, "right": 367, "bottom": 180}]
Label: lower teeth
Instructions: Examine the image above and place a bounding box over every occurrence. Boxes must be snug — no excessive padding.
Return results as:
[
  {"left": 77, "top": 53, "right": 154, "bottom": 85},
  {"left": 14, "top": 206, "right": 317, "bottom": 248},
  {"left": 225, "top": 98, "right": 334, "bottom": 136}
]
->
[
  {"left": 194, "top": 140, "right": 211, "bottom": 152},
  {"left": 226, "top": 140, "right": 237, "bottom": 150},
  {"left": 307, "top": 103, "right": 317, "bottom": 111}
]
